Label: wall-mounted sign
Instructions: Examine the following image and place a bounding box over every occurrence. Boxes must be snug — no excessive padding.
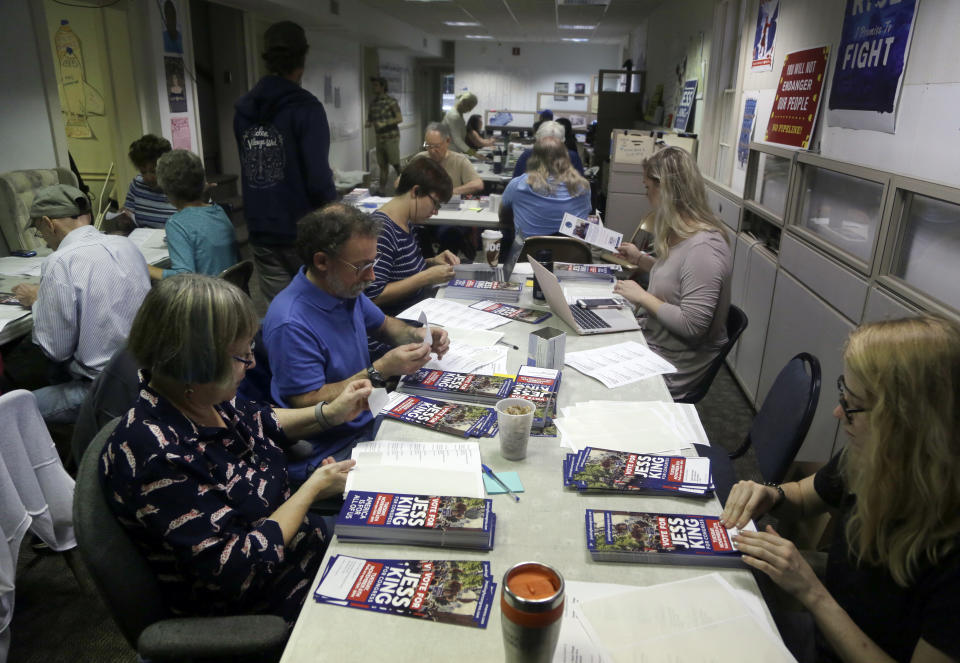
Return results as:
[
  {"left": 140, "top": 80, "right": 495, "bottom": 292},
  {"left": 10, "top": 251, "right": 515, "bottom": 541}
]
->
[
  {"left": 673, "top": 79, "right": 698, "bottom": 132},
  {"left": 751, "top": 0, "right": 780, "bottom": 72},
  {"left": 827, "top": 0, "right": 918, "bottom": 133},
  {"left": 766, "top": 45, "right": 830, "bottom": 149}
]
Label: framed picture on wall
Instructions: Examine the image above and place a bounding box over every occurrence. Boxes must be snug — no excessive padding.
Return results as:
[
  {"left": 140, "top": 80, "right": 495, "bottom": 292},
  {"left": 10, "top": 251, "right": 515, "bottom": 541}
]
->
[{"left": 554, "top": 82, "right": 568, "bottom": 102}]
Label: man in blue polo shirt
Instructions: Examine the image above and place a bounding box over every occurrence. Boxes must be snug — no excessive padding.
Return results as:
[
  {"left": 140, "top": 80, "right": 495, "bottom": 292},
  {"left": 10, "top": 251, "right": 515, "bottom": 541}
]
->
[{"left": 263, "top": 203, "right": 449, "bottom": 480}]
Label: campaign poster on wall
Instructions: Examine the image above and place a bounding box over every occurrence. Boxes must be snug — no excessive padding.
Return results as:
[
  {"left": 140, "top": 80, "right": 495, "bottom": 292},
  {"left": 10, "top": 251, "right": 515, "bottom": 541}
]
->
[
  {"left": 732, "top": 92, "right": 760, "bottom": 196},
  {"left": 751, "top": 0, "right": 780, "bottom": 72},
  {"left": 673, "top": 79, "right": 698, "bottom": 132},
  {"left": 765, "top": 46, "right": 830, "bottom": 149},
  {"left": 827, "top": 0, "right": 918, "bottom": 133}
]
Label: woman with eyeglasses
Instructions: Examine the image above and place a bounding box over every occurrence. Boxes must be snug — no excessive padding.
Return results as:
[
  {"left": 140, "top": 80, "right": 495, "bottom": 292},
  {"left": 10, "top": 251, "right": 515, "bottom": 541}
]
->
[
  {"left": 100, "top": 274, "right": 373, "bottom": 628},
  {"left": 364, "top": 158, "right": 461, "bottom": 317},
  {"left": 613, "top": 146, "right": 732, "bottom": 399},
  {"left": 720, "top": 316, "right": 960, "bottom": 663}
]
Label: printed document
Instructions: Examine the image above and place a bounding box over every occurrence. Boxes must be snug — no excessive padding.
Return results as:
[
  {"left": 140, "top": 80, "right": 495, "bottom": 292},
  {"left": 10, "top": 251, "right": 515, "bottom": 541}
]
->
[
  {"left": 565, "top": 341, "right": 676, "bottom": 388},
  {"left": 345, "top": 439, "right": 485, "bottom": 498}
]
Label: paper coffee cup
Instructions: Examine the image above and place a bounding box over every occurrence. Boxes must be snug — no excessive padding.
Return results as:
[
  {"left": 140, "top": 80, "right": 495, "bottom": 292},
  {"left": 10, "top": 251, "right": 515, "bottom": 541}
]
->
[{"left": 482, "top": 229, "right": 504, "bottom": 268}]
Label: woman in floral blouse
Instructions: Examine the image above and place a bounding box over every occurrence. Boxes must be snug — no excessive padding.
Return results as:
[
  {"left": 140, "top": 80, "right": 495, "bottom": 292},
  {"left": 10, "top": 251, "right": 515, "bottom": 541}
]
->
[{"left": 100, "top": 274, "right": 371, "bottom": 626}]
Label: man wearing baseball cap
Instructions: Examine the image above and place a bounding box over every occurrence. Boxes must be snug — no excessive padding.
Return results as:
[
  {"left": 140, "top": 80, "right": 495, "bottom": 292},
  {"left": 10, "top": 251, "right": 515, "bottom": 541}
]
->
[
  {"left": 366, "top": 76, "right": 403, "bottom": 194},
  {"left": 234, "top": 20, "right": 337, "bottom": 303},
  {"left": 11, "top": 184, "right": 150, "bottom": 423}
]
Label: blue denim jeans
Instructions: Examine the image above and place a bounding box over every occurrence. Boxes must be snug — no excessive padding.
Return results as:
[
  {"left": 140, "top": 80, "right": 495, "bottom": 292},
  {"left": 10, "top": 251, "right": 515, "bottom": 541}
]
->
[{"left": 33, "top": 379, "right": 91, "bottom": 424}]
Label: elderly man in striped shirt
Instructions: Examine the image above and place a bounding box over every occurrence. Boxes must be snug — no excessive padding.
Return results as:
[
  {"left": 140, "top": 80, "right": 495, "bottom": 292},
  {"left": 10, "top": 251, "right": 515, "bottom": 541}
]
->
[{"left": 11, "top": 184, "right": 151, "bottom": 424}]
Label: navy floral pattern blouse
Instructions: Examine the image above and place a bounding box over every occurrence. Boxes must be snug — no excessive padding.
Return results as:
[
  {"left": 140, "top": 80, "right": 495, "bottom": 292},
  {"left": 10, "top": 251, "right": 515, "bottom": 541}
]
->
[{"left": 100, "top": 374, "right": 328, "bottom": 626}]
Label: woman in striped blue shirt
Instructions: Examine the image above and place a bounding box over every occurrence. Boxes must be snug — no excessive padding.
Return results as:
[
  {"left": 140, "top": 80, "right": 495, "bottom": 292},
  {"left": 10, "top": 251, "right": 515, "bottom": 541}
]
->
[
  {"left": 365, "top": 158, "right": 460, "bottom": 316},
  {"left": 123, "top": 134, "right": 177, "bottom": 228}
]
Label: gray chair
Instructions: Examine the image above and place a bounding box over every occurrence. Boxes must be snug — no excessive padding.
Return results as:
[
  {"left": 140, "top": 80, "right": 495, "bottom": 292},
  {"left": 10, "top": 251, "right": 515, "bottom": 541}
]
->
[
  {"left": 74, "top": 419, "right": 287, "bottom": 662},
  {"left": 219, "top": 259, "right": 254, "bottom": 295},
  {"left": 0, "top": 168, "right": 78, "bottom": 252},
  {"left": 518, "top": 235, "right": 592, "bottom": 264}
]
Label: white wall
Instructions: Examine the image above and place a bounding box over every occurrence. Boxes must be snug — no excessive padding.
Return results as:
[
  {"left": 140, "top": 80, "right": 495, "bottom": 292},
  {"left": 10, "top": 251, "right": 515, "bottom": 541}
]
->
[
  {"left": 454, "top": 41, "right": 621, "bottom": 118},
  {"left": 302, "top": 31, "right": 364, "bottom": 172},
  {"left": 743, "top": 0, "right": 960, "bottom": 189},
  {"left": 0, "top": 0, "right": 64, "bottom": 173},
  {"left": 643, "top": 0, "right": 716, "bottom": 134}
]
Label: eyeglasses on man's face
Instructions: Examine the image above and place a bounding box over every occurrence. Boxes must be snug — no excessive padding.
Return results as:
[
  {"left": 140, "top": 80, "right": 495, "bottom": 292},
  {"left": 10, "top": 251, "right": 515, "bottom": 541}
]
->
[
  {"left": 837, "top": 374, "right": 868, "bottom": 425},
  {"left": 335, "top": 255, "right": 379, "bottom": 276},
  {"left": 423, "top": 141, "right": 446, "bottom": 151},
  {"left": 232, "top": 340, "right": 256, "bottom": 368},
  {"left": 422, "top": 195, "right": 442, "bottom": 212}
]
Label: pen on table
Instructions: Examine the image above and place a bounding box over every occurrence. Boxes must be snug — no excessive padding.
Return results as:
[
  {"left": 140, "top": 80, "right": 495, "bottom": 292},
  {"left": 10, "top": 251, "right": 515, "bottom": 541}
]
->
[
  {"left": 482, "top": 464, "right": 520, "bottom": 502},
  {"left": 497, "top": 339, "right": 519, "bottom": 350}
]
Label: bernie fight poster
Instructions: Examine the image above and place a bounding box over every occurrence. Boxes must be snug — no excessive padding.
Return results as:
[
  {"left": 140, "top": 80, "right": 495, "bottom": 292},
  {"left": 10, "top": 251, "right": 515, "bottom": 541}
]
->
[{"left": 827, "top": 0, "right": 918, "bottom": 133}]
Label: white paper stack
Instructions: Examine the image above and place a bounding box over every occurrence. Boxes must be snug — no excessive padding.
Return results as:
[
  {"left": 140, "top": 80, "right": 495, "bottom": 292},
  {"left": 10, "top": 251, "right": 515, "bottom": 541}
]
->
[
  {"left": 398, "top": 298, "right": 509, "bottom": 331},
  {"left": 344, "top": 439, "right": 485, "bottom": 499},
  {"left": 553, "top": 400, "right": 708, "bottom": 454},
  {"left": 565, "top": 341, "right": 676, "bottom": 388},
  {"left": 560, "top": 574, "right": 796, "bottom": 663}
]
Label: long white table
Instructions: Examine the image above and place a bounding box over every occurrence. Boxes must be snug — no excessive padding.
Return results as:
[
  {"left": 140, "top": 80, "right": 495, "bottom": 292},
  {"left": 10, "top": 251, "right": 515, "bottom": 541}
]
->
[
  {"left": 281, "top": 281, "right": 776, "bottom": 661},
  {"left": 0, "top": 229, "right": 169, "bottom": 346},
  {"left": 356, "top": 196, "right": 501, "bottom": 229}
]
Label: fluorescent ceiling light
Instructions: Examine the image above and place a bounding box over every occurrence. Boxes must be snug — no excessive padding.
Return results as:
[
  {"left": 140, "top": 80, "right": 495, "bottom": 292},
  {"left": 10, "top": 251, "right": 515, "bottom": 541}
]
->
[
  {"left": 444, "top": 21, "right": 480, "bottom": 26},
  {"left": 558, "top": 24, "right": 596, "bottom": 30},
  {"left": 465, "top": 34, "right": 494, "bottom": 39},
  {"left": 562, "top": 37, "right": 589, "bottom": 42}
]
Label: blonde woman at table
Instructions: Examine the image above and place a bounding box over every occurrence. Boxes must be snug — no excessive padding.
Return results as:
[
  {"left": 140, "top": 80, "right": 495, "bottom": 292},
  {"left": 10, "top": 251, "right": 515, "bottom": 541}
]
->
[
  {"left": 101, "top": 274, "right": 373, "bottom": 628},
  {"left": 365, "top": 158, "right": 460, "bottom": 317},
  {"left": 721, "top": 316, "right": 960, "bottom": 663},
  {"left": 613, "top": 146, "right": 731, "bottom": 400}
]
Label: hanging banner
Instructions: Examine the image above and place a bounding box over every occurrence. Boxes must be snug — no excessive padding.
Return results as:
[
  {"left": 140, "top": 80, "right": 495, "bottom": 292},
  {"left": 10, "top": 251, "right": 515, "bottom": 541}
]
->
[
  {"left": 673, "top": 79, "right": 698, "bottom": 132},
  {"left": 751, "top": 0, "right": 780, "bottom": 72},
  {"left": 732, "top": 92, "right": 760, "bottom": 196},
  {"left": 765, "top": 45, "right": 830, "bottom": 149},
  {"left": 827, "top": 0, "right": 918, "bottom": 133}
]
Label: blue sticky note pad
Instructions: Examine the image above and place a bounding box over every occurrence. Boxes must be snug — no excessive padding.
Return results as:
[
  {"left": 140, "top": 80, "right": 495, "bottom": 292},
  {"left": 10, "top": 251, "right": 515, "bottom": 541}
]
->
[{"left": 483, "top": 471, "right": 524, "bottom": 495}]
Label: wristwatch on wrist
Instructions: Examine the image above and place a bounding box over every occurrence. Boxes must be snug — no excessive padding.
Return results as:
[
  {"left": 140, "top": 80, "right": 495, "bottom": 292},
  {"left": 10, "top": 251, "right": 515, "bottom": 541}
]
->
[{"left": 366, "top": 365, "right": 387, "bottom": 388}]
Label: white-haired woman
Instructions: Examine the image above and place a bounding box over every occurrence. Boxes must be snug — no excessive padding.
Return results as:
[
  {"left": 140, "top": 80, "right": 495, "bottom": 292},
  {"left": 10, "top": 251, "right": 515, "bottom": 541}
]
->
[
  {"left": 100, "top": 274, "right": 372, "bottom": 627},
  {"left": 721, "top": 316, "right": 960, "bottom": 663},
  {"left": 442, "top": 91, "right": 479, "bottom": 155},
  {"left": 614, "top": 146, "right": 732, "bottom": 399},
  {"left": 146, "top": 149, "right": 238, "bottom": 281}
]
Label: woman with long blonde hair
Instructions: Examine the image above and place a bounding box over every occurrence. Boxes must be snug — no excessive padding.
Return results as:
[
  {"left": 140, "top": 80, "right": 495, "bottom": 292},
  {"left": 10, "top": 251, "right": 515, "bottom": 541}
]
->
[
  {"left": 721, "top": 315, "right": 960, "bottom": 663},
  {"left": 614, "top": 146, "right": 732, "bottom": 398},
  {"left": 500, "top": 136, "right": 591, "bottom": 241}
]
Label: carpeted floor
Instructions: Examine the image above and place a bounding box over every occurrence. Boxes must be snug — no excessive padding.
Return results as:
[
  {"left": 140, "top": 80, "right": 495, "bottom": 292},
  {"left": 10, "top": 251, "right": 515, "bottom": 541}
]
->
[{"left": 5, "top": 364, "right": 759, "bottom": 663}]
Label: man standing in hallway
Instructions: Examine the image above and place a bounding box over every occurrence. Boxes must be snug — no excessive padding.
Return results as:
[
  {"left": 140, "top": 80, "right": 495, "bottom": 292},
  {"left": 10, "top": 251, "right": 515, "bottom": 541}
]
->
[
  {"left": 234, "top": 20, "right": 336, "bottom": 303},
  {"left": 366, "top": 76, "right": 403, "bottom": 195}
]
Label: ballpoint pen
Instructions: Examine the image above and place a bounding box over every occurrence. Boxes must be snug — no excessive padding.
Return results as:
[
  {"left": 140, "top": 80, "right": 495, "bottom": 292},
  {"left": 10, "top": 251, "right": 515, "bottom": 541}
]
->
[
  {"left": 482, "top": 464, "right": 520, "bottom": 502},
  {"left": 497, "top": 339, "right": 520, "bottom": 350}
]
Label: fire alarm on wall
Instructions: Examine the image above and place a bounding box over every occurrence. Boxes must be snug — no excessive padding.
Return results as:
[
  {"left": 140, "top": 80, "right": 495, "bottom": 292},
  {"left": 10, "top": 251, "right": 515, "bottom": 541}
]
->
[{"left": 512, "top": 47, "right": 520, "bottom": 56}]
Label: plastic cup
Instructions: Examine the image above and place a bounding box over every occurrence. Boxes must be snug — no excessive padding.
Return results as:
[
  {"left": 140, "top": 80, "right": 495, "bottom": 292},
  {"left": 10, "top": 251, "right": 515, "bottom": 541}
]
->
[
  {"left": 482, "top": 229, "right": 504, "bottom": 268},
  {"left": 496, "top": 397, "right": 534, "bottom": 461}
]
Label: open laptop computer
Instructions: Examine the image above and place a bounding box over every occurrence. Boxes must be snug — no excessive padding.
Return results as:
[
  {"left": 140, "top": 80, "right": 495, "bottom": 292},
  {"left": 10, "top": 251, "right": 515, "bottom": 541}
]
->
[{"left": 529, "top": 256, "right": 640, "bottom": 335}]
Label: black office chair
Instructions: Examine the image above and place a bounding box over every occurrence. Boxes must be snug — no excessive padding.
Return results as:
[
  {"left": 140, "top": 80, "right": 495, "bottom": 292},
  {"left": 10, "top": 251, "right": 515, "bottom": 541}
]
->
[
  {"left": 729, "top": 352, "right": 821, "bottom": 484},
  {"left": 675, "top": 304, "right": 748, "bottom": 404},
  {"left": 219, "top": 259, "right": 254, "bottom": 295},
  {"left": 696, "top": 352, "right": 820, "bottom": 504},
  {"left": 74, "top": 420, "right": 287, "bottom": 662},
  {"left": 518, "top": 235, "right": 593, "bottom": 264}
]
